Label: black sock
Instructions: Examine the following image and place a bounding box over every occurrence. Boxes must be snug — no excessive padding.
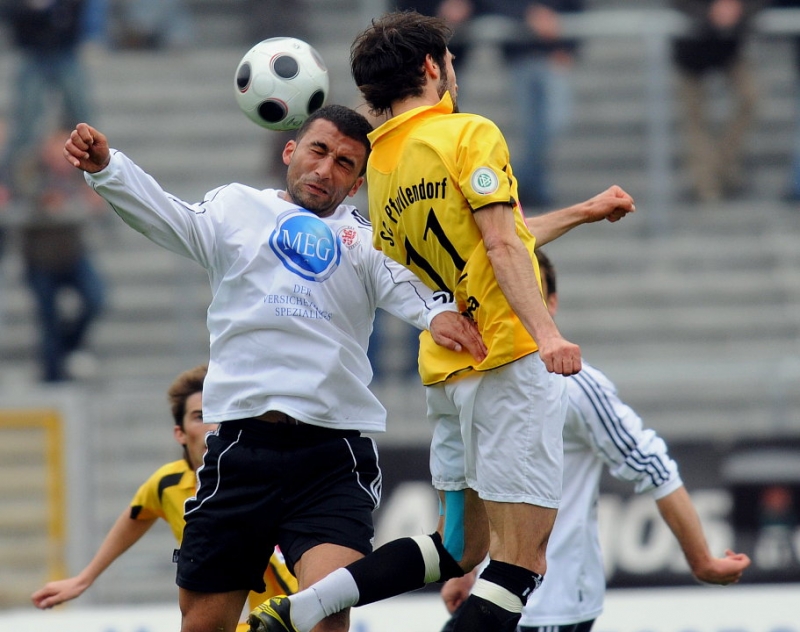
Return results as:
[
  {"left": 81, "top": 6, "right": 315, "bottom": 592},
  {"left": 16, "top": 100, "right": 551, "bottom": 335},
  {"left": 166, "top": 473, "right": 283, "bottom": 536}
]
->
[
  {"left": 449, "top": 595, "right": 521, "bottom": 632},
  {"left": 431, "top": 531, "right": 466, "bottom": 582},
  {"left": 347, "top": 533, "right": 464, "bottom": 606},
  {"left": 447, "top": 561, "right": 544, "bottom": 632},
  {"left": 480, "top": 559, "right": 543, "bottom": 604}
]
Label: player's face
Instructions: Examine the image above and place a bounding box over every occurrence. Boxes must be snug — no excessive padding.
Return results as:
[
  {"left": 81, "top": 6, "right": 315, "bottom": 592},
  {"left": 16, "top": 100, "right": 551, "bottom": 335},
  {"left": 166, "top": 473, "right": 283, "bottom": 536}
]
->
[
  {"left": 437, "top": 49, "right": 459, "bottom": 113},
  {"left": 174, "top": 391, "right": 217, "bottom": 471},
  {"left": 282, "top": 119, "right": 366, "bottom": 217}
]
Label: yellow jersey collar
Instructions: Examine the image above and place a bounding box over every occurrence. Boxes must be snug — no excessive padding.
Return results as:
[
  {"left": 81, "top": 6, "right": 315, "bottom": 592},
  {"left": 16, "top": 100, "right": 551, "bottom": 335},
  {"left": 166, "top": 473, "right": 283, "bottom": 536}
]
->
[{"left": 368, "top": 92, "right": 454, "bottom": 144}]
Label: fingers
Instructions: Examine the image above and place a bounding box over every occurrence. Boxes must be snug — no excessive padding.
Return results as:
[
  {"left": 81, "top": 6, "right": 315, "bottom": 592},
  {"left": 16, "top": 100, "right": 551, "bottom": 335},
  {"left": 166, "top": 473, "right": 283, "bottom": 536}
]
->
[
  {"left": 459, "top": 318, "right": 487, "bottom": 362},
  {"left": 602, "top": 185, "right": 636, "bottom": 217},
  {"left": 541, "top": 342, "right": 581, "bottom": 375},
  {"left": 64, "top": 125, "right": 93, "bottom": 167},
  {"left": 31, "top": 588, "right": 59, "bottom": 609},
  {"left": 462, "top": 331, "right": 487, "bottom": 363},
  {"left": 63, "top": 124, "right": 109, "bottom": 172},
  {"left": 429, "top": 312, "right": 487, "bottom": 363},
  {"left": 445, "top": 321, "right": 487, "bottom": 363}
]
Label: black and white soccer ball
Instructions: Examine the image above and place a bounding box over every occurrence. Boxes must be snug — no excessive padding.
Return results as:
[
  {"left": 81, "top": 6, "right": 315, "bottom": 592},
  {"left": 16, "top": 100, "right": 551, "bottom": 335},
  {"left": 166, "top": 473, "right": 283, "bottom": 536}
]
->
[{"left": 234, "top": 37, "right": 329, "bottom": 132}]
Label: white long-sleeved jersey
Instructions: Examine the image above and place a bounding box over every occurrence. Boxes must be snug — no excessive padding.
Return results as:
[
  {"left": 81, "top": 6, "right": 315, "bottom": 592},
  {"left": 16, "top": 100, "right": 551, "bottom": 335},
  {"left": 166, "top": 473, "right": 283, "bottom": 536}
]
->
[
  {"left": 87, "top": 151, "right": 455, "bottom": 430},
  {"left": 519, "top": 362, "right": 683, "bottom": 627}
]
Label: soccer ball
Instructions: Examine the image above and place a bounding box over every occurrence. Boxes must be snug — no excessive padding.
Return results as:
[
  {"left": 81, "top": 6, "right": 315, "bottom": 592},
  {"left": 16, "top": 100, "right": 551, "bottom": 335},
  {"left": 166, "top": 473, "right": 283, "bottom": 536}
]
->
[{"left": 234, "top": 37, "right": 329, "bottom": 132}]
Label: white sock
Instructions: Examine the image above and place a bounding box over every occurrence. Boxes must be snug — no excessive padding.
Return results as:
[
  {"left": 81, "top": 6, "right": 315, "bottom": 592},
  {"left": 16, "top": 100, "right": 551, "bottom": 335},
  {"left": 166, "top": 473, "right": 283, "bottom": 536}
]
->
[{"left": 288, "top": 568, "right": 359, "bottom": 632}]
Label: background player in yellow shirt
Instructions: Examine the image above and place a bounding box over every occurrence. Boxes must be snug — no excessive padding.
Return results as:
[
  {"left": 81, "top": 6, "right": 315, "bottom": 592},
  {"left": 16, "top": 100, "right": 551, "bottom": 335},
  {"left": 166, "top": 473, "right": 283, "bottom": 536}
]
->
[{"left": 31, "top": 364, "right": 297, "bottom": 631}]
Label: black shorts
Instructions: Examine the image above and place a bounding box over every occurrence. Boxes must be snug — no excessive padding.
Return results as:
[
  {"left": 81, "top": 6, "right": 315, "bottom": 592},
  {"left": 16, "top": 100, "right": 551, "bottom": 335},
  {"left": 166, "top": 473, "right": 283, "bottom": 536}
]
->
[{"left": 176, "top": 418, "right": 381, "bottom": 594}]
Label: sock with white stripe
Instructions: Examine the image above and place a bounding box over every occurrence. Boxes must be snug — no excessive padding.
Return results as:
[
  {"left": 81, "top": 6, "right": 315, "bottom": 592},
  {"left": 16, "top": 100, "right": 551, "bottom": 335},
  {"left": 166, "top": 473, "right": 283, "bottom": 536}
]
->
[
  {"left": 350, "top": 532, "right": 464, "bottom": 605},
  {"left": 284, "top": 533, "right": 464, "bottom": 632},
  {"left": 286, "top": 567, "right": 357, "bottom": 632},
  {"left": 449, "top": 560, "right": 543, "bottom": 632}
]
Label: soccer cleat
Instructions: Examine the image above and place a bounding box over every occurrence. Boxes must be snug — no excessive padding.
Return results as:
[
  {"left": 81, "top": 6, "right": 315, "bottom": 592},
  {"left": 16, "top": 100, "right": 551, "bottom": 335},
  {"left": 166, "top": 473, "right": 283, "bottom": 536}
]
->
[{"left": 248, "top": 595, "right": 298, "bottom": 632}]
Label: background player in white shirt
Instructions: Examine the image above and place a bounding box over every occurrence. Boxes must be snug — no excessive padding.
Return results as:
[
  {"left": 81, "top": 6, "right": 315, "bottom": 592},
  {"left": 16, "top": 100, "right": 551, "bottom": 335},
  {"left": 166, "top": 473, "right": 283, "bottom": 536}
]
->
[
  {"left": 62, "top": 105, "right": 487, "bottom": 632},
  {"left": 439, "top": 250, "right": 752, "bottom": 632}
]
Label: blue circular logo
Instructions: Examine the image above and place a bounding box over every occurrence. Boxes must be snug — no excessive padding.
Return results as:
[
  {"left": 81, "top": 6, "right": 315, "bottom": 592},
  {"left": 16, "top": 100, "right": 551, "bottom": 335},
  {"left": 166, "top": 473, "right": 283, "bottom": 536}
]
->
[{"left": 270, "top": 210, "right": 341, "bottom": 281}]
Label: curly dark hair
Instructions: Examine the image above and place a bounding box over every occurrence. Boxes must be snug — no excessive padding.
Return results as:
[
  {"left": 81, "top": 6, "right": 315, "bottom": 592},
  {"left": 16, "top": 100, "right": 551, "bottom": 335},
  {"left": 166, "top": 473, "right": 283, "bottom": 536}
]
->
[{"left": 350, "top": 10, "right": 452, "bottom": 115}]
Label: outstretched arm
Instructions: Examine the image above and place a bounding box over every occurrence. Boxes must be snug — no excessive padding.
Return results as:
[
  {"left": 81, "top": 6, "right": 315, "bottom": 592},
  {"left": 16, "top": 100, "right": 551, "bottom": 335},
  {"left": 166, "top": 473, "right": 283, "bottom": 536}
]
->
[
  {"left": 31, "top": 508, "right": 156, "bottom": 609},
  {"left": 656, "top": 486, "right": 751, "bottom": 585},
  {"left": 525, "top": 185, "right": 635, "bottom": 248}
]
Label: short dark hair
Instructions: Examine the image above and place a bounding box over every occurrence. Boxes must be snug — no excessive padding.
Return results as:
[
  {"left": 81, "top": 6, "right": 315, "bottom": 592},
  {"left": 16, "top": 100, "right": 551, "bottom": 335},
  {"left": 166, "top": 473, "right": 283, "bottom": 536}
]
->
[
  {"left": 350, "top": 10, "right": 451, "bottom": 115},
  {"left": 295, "top": 104, "right": 373, "bottom": 174},
  {"left": 168, "top": 364, "right": 207, "bottom": 428},
  {"left": 536, "top": 250, "right": 556, "bottom": 297}
]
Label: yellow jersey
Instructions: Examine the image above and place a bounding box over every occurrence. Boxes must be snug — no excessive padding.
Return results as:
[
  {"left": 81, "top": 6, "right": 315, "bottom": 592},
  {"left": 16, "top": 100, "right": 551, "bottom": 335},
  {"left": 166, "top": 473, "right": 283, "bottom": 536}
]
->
[
  {"left": 367, "top": 92, "right": 542, "bottom": 384},
  {"left": 130, "top": 459, "right": 297, "bottom": 627}
]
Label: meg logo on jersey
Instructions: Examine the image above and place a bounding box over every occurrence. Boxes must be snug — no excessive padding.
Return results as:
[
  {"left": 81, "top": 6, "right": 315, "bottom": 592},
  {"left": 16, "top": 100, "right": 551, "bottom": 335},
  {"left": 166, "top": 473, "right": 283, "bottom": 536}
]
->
[{"left": 270, "top": 209, "right": 342, "bottom": 281}]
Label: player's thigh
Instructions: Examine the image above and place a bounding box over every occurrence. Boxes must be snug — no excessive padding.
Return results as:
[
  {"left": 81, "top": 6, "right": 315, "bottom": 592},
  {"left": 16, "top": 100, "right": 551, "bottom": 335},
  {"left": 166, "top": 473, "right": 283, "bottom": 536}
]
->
[
  {"left": 427, "top": 382, "right": 467, "bottom": 492},
  {"left": 277, "top": 434, "right": 379, "bottom": 572},
  {"left": 471, "top": 354, "right": 566, "bottom": 507}
]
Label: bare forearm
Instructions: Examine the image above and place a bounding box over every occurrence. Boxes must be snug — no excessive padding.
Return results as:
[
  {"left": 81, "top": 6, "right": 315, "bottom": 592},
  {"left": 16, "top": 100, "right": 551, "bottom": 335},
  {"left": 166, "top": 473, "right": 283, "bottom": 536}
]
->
[
  {"left": 525, "top": 186, "right": 636, "bottom": 247},
  {"left": 486, "top": 239, "right": 560, "bottom": 343},
  {"left": 78, "top": 510, "right": 156, "bottom": 584},
  {"left": 525, "top": 205, "right": 590, "bottom": 248},
  {"left": 32, "top": 509, "right": 156, "bottom": 608},
  {"left": 656, "top": 486, "right": 751, "bottom": 584},
  {"left": 656, "top": 486, "right": 711, "bottom": 572}
]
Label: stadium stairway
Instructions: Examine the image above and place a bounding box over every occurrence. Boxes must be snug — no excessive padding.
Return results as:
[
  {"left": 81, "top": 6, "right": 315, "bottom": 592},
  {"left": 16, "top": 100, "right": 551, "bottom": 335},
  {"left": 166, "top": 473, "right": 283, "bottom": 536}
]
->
[{"left": 0, "top": 0, "right": 799, "bottom": 606}]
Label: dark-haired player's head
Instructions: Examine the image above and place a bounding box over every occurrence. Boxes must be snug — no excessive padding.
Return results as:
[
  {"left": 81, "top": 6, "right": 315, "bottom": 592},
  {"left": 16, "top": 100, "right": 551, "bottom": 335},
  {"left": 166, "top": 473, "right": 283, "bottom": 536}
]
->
[
  {"left": 167, "top": 364, "right": 214, "bottom": 470},
  {"left": 350, "top": 11, "right": 453, "bottom": 115},
  {"left": 295, "top": 104, "right": 373, "bottom": 171},
  {"left": 283, "top": 105, "right": 374, "bottom": 216}
]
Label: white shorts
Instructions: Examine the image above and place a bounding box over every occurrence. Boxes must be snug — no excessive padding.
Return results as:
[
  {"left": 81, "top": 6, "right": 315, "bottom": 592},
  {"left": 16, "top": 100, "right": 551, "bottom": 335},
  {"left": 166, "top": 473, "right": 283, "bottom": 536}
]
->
[{"left": 427, "top": 353, "right": 567, "bottom": 507}]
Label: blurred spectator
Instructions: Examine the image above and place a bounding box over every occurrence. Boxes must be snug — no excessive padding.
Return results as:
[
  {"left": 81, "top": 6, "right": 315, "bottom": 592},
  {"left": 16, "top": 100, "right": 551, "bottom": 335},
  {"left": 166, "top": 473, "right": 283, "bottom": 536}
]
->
[
  {"left": 480, "top": 0, "right": 585, "bottom": 210},
  {"left": 17, "top": 129, "right": 107, "bottom": 383},
  {"left": 0, "top": 0, "right": 98, "bottom": 207},
  {"left": 82, "top": 0, "right": 110, "bottom": 47},
  {"left": 670, "top": 0, "right": 766, "bottom": 202},
  {"left": 773, "top": 0, "right": 800, "bottom": 201},
  {"left": 245, "top": 0, "right": 310, "bottom": 44},
  {"left": 113, "top": 0, "right": 193, "bottom": 50}
]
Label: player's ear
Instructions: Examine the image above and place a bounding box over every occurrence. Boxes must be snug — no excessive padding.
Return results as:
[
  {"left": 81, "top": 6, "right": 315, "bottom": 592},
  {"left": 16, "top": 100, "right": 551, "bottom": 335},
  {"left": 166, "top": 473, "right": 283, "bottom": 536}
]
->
[
  {"left": 174, "top": 424, "right": 188, "bottom": 447},
  {"left": 282, "top": 139, "right": 297, "bottom": 166},
  {"left": 423, "top": 54, "right": 439, "bottom": 79},
  {"left": 347, "top": 175, "right": 365, "bottom": 198}
]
